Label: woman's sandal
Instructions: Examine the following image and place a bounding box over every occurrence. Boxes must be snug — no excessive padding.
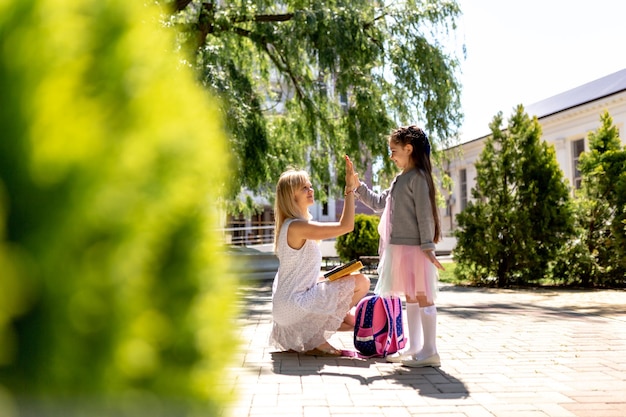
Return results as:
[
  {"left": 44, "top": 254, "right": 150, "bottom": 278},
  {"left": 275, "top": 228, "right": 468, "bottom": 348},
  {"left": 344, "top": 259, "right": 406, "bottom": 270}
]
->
[{"left": 304, "top": 347, "right": 342, "bottom": 357}]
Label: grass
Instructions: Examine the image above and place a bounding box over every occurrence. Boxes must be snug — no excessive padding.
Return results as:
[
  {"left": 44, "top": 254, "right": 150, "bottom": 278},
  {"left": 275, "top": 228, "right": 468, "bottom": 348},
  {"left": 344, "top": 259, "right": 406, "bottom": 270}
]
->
[{"left": 438, "top": 261, "right": 458, "bottom": 284}]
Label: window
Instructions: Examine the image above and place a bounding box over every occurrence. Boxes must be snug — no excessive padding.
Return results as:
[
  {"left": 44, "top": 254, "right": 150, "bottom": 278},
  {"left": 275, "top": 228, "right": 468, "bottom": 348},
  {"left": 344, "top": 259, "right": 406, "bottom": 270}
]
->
[
  {"left": 460, "top": 169, "right": 467, "bottom": 211},
  {"left": 571, "top": 139, "right": 585, "bottom": 189},
  {"left": 339, "top": 92, "right": 349, "bottom": 111}
]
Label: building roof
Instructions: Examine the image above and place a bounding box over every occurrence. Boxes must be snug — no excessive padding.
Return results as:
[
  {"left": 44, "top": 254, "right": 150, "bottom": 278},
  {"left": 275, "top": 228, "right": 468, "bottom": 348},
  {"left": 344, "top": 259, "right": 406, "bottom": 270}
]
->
[
  {"left": 526, "top": 68, "right": 626, "bottom": 119},
  {"left": 448, "top": 68, "right": 626, "bottom": 150}
]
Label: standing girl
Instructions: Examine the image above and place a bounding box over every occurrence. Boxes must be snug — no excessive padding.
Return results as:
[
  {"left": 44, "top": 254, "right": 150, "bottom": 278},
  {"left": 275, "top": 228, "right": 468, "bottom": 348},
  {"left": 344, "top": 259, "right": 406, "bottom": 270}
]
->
[
  {"left": 353, "top": 125, "right": 444, "bottom": 367},
  {"left": 270, "top": 155, "right": 370, "bottom": 356}
]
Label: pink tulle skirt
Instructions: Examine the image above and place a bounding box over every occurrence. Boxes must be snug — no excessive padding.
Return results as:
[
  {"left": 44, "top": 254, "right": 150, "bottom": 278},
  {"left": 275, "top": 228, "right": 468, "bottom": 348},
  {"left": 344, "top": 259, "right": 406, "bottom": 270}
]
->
[{"left": 375, "top": 244, "right": 439, "bottom": 303}]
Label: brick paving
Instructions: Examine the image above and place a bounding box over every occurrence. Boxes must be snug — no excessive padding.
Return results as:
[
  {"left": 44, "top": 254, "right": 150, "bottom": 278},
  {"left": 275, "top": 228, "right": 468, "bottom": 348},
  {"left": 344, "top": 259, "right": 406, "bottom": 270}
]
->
[{"left": 222, "top": 278, "right": 626, "bottom": 417}]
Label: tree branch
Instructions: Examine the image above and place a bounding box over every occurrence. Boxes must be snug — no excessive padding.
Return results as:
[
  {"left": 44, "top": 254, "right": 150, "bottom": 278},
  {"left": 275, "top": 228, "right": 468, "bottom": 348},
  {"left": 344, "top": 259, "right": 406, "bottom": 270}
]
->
[
  {"left": 233, "top": 13, "right": 294, "bottom": 23},
  {"left": 174, "top": 0, "right": 194, "bottom": 12},
  {"left": 197, "top": 2, "right": 214, "bottom": 49},
  {"left": 261, "top": 43, "right": 307, "bottom": 104}
]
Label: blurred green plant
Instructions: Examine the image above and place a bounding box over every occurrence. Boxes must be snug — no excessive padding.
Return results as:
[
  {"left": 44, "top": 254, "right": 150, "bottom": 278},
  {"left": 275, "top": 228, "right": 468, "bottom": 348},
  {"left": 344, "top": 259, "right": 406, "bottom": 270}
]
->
[
  {"left": 0, "top": 0, "right": 236, "bottom": 415},
  {"left": 335, "top": 214, "right": 380, "bottom": 262}
]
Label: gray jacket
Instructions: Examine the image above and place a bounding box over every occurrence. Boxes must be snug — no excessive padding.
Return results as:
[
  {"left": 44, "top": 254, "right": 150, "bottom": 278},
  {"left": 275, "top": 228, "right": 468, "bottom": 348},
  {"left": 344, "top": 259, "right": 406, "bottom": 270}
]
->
[{"left": 355, "top": 168, "right": 436, "bottom": 251}]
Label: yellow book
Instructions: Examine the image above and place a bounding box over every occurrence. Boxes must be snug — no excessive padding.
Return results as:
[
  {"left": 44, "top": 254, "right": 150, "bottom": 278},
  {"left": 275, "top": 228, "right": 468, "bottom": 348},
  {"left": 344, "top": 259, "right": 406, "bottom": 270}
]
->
[{"left": 324, "top": 260, "right": 364, "bottom": 281}]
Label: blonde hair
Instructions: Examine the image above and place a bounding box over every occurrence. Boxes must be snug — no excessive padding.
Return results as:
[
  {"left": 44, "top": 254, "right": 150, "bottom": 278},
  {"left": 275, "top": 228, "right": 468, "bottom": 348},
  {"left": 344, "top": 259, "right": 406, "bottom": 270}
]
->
[{"left": 273, "top": 169, "right": 312, "bottom": 252}]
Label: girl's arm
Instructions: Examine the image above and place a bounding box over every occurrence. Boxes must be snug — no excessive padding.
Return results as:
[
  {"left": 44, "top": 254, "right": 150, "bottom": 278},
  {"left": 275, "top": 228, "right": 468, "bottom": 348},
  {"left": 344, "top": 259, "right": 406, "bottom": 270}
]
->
[
  {"left": 354, "top": 182, "right": 390, "bottom": 213},
  {"left": 413, "top": 173, "right": 436, "bottom": 252},
  {"left": 413, "top": 173, "right": 445, "bottom": 270},
  {"left": 424, "top": 249, "right": 444, "bottom": 271}
]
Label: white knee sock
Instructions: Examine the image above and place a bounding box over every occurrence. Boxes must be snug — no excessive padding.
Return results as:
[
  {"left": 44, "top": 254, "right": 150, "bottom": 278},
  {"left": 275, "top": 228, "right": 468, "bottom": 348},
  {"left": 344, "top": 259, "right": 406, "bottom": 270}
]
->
[
  {"left": 405, "top": 303, "right": 422, "bottom": 354},
  {"left": 419, "top": 305, "right": 437, "bottom": 358}
]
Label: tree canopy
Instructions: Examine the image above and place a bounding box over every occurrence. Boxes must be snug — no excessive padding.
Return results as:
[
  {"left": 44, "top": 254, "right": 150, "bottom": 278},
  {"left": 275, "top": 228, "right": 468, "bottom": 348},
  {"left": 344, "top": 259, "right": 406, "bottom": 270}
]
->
[{"left": 164, "top": 0, "right": 463, "bottom": 201}]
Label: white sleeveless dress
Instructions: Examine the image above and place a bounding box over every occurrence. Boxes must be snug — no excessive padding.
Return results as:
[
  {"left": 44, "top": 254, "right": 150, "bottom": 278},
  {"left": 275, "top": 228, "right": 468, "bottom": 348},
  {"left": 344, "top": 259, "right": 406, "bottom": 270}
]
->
[{"left": 269, "top": 219, "right": 355, "bottom": 352}]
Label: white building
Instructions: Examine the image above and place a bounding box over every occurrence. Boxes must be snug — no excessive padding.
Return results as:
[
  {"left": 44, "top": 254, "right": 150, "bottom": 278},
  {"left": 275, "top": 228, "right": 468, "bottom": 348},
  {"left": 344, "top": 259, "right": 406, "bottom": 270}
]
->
[{"left": 441, "top": 68, "right": 626, "bottom": 239}]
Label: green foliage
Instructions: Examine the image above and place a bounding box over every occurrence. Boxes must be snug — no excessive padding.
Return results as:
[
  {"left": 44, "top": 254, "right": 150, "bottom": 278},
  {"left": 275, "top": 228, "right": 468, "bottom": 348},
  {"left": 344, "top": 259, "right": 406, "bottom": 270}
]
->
[
  {"left": 164, "top": 0, "right": 463, "bottom": 199},
  {"left": 550, "top": 227, "right": 596, "bottom": 287},
  {"left": 335, "top": 214, "right": 380, "bottom": 262},
  {"left": 553, "top": 111, "right": 626, "bottom": 287},
  {"left": 436, "top": 262, "right": 458, "bottom": 284},
  {"left": 0, "top": 0, "right": 236, "bottom": 415},
  {"left": 454, "top": 106, "right": 575, "bottom": 287}
]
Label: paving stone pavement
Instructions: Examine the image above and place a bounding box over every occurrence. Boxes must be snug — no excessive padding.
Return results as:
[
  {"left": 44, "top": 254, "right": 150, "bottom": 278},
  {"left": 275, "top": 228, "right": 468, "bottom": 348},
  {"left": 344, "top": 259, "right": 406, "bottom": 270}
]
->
[{"left": 221, "top": 278, "right": 626, "bottom": 417}]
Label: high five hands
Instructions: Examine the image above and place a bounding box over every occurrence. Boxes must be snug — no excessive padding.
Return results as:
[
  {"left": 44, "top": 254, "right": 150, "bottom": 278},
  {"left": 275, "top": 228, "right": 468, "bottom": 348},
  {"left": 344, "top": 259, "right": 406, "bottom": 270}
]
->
[{"left": 345, "top": 155, "right": 444, "bottom": 271}]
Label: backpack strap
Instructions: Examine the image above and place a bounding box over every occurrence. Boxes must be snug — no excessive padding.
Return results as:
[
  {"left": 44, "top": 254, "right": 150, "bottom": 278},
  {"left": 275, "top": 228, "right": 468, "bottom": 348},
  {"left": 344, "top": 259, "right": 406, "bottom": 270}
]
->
[
  {"left": 382, "top": 296, "right": 406, "bottom": 356},
  {"left": 391, "top": 296, "right": 405, "bottom": 348},
  {"left": 353, "top": 296, "right": 380, "bottom": 359},
  {"left": 381, "top": 297, "right": 395, "bottom": 356}
]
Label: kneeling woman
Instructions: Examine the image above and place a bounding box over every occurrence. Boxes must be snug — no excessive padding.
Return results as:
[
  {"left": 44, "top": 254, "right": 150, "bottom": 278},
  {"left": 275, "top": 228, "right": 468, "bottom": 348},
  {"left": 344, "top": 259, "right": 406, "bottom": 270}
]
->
[{"left": 270, "top": 156, "right": 370, "bottom": 356}]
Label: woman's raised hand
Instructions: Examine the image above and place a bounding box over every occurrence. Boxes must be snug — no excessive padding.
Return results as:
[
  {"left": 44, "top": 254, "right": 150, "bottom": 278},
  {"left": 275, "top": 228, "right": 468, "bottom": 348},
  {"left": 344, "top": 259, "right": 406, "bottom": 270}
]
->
[{"left": 344, "top": 155, "right": 359, "bottom": 189}]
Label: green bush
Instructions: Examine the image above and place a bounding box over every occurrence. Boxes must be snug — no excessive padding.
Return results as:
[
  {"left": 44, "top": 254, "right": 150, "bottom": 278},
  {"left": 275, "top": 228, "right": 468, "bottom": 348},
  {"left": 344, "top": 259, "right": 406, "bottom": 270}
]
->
[
  {"left": 335, "top": 214, "right": 380, "bottom": 261},
  {"left": 0, "top": 1, "right": 236, "bottom": 415},
  {"left": 550, "top": 237, "right": 596, "bottom": 287}
]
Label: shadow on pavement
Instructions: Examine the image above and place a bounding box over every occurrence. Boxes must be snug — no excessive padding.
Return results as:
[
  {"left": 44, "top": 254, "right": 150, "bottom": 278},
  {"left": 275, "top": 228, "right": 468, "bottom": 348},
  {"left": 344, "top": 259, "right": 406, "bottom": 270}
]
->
[
  {"left": 269, "top": 352, "right": 469, "bottom": 399},
  {"left": 438, "top": 285, "right": 625, "bottom": 320}
]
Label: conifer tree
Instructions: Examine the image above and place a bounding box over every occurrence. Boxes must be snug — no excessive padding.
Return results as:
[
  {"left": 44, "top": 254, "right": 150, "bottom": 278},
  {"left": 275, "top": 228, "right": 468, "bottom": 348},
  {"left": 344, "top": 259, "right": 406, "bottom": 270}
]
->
[
  {"left": 564, "top": 111, "right": 626, "bottom": 286},
  {"left": 454, "top": 106, "right": 574, "bottom": 287}
]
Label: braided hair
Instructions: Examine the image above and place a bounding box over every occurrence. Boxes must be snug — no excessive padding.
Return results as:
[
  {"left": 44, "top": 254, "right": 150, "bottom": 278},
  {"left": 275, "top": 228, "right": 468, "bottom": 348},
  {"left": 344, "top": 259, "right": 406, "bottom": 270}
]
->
[{"left": 389, "top": 125, "right": 441, "bottom": 243}]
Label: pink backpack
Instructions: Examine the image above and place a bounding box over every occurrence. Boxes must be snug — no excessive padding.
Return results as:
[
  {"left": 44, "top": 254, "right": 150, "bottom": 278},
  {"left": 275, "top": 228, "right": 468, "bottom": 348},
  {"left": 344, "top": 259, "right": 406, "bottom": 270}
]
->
[{"left": 353, "top": 295, "right": 406, "bottom": 357}]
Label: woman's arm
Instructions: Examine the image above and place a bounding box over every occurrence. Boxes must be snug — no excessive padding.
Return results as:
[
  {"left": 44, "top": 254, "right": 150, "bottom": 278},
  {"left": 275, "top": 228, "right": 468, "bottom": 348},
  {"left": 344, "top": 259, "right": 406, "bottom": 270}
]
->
[{"left": 288, "top": 156, "right": 358, "bottom": 245}]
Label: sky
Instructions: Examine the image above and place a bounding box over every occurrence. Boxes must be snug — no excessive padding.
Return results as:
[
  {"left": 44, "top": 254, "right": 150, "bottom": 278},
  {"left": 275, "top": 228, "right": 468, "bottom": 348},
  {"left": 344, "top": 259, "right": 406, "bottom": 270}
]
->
[{"left": 454, "top": 0, "right": 626, "bottom": 142}]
